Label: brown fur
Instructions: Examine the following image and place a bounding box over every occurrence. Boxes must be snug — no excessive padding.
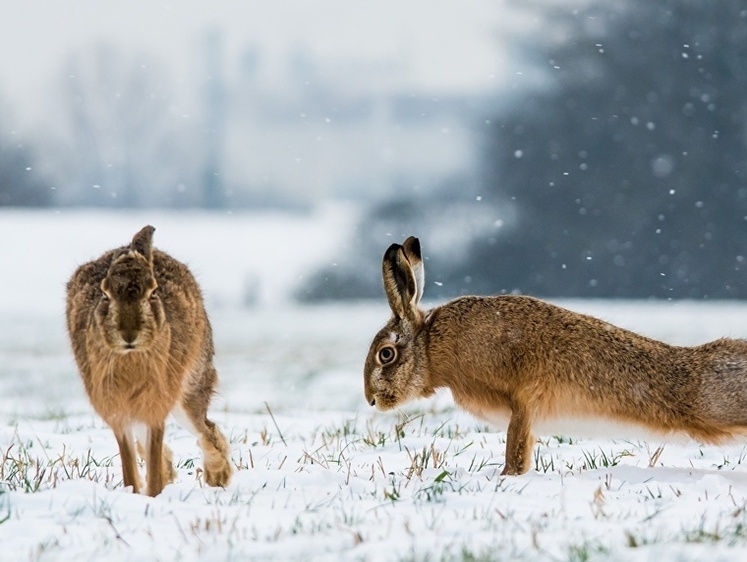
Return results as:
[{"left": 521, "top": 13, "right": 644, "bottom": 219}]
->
[
  {"left": 66, "top": 226, "right": 233, "bottom": 495},
  {"left": 364, "top": 237, "right": 747, "bottom": 475}
]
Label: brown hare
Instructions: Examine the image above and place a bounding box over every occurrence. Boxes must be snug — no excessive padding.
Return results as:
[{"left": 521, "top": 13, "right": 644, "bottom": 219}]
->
[
  {"left": 66, "top": 225, "right": 233, "bottom": 496},
  {"left": 364, "top": 236, "right": 747, "bottom": 475}
]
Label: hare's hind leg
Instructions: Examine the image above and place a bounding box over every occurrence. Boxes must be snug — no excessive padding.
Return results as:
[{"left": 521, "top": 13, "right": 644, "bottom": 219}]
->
[
  {"left": 198, "top": 418, "right": 233, "bottom": 487},
  {"left": 172, "top": 405, "right": 233, "bottom": 487},
  {"left": 173, "top": 374, "right": 233, "bottom": 488},
  {"left": 114, "top": 427, "right": 142, "bottom": 493},
  {"left": 502, "top": 404, "right": 535, "bottom": 476}
]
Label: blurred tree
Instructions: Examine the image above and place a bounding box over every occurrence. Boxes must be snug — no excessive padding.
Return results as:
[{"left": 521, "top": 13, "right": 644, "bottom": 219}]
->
[
  {"left": 472, "top": 0, "right": 747, "bottom": 298},
  {"left": 55, "top": 44, "right": 201, "bottom": 207},
  {"left": 298, "top": 0, "right": 747, "bottom": 302},
  {"left": 201, "top": 29, "right": 227, "bottom": 209},
  {"left": 0, "top": 109, "right": 52, "bottom": 206}
]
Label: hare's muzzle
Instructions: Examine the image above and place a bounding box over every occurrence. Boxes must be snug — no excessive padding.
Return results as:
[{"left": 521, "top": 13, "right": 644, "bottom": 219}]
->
[
  {"left": 116, "top": 302, "right": 144, "bottom": 350},
  {"left": 120, "top": 331, "right": 138, "bottom": 350}
]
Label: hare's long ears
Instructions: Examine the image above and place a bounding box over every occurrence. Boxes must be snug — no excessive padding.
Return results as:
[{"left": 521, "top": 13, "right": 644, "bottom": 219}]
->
[
  {"left": 402, "top": 236, "right": 424, "bottom": 305},
  {"left": 130, "top": 225, "right": 155, "bottom": 262},
  {"left": 382, "top": 236, "right": 424, "bottom": 322}
]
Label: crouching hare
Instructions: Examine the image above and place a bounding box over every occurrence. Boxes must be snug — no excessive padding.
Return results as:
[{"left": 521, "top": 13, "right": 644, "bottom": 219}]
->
[
  {"left": 364, "top": 237, "right": 747, "bottom": 475},
  {"left": 66, "top": 226, "right": 233, "bottom": 496}
]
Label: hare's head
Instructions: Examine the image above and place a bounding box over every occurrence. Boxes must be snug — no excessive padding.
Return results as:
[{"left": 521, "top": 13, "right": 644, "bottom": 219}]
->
[
  {"left": 364, "top": 237, "right": 434, "bottom": 411},
  {"left": 96, "top": 226, "right": 165, "bottom": 352}
]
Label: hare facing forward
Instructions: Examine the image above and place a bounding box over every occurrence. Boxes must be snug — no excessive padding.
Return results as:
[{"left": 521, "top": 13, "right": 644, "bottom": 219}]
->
[
  {"left": 364, "top": 237, "right": 747, "bottom": 475},
  {"left": 66, "top": 226, "right": 233, "bottom": 496}
]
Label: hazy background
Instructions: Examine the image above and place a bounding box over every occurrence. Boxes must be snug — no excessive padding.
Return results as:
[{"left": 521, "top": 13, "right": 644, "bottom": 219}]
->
[{"left": 2, "top": 0, "right": 746, "bottom": 302}]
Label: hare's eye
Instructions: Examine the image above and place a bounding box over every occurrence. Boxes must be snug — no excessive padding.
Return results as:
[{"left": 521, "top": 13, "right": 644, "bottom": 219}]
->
[{"left": 378, "top": 346, "right": 397, "bottom": 365}]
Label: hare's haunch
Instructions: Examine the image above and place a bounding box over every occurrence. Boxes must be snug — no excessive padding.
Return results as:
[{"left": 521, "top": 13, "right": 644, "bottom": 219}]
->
[
  {"left": 66, "top": 226, "right": 233, "bottom": 495},
  {"left": 364, "top": 236, "right": 747, "bottom": 475}
]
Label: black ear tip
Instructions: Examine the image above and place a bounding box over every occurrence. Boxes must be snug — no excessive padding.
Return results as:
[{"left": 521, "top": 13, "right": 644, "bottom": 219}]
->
[
  {"left": 383, "top": 243, "right": 402, "bottom": 260},
  {"left": 403, "top": 236, "right": 421, "bottom": 259}
]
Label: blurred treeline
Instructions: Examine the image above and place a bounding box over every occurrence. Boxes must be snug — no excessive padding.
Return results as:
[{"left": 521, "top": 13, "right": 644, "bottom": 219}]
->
[
  {"left": 302, "top": 0, "right": 747, "bottom": 300},
  {"left": 0, "top": 33, "right": 477, "bottom": 210}
]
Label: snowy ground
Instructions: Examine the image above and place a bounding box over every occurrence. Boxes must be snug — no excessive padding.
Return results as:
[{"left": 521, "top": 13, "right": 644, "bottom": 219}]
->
[{"left": 4, "top": 210, "right": 747, "bottom": 561}]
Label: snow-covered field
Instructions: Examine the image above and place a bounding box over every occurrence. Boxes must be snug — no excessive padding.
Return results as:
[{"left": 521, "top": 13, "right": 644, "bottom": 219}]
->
[{"left": 4, "top": 210, "right": 747, "bottom": 561}]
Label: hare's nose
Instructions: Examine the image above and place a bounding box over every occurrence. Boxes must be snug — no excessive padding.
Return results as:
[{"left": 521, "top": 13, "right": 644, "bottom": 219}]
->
[
  {"left": 122, "top": 330, "right": 137, "bottom": 344},
  {"left": 369, "top": 398, "right": 376, "bottom": 407}
]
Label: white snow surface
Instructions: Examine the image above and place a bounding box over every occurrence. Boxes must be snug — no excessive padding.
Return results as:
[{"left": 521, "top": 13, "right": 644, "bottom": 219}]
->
[{"left": 3, "top": 210, "right": 747, "bottom": 560}]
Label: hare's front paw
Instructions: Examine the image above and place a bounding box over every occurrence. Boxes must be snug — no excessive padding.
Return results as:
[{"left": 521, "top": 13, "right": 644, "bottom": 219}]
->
[
  {"left": 500, "top": 465, "right": 524, "bottom": 476},
  {"left": 501, "top": 445, "right": 534, "bottom": 475}
]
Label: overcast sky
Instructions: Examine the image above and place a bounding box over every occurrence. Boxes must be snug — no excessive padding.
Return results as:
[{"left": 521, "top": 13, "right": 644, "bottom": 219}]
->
[{"left": 0, "top": 0, "right": 512, "bottom": 133}]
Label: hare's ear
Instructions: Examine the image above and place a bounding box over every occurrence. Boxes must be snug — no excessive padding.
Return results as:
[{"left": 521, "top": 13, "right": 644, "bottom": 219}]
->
[
  {"left": 402, "top": 236, "right": 424, "bottom": 306},
  {"left": 382, "top": 241, "right": 422, "bottom": 322},
  {"left": 130, "top": 225, "right": 155, "bottom": 262}
]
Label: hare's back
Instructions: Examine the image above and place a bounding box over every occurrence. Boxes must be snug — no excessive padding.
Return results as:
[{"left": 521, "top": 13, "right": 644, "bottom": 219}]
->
[
  {"left": 69, "top": 247, "right": 200, "bottom": 293},
  {"left": 151, "top": 249, "right": 210, "bottom": 331},
  {"left": 151, "top": 249, "right": 203, "bottom": 297},
  {"left": 66, "top": 247, "right": 206, "bottom": 332},
  {"left": 67, "top": 248, "right": 121, "bottom": 294},
  {"left": 689, "top": 339, "right": 747, "bottom": 427}
]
